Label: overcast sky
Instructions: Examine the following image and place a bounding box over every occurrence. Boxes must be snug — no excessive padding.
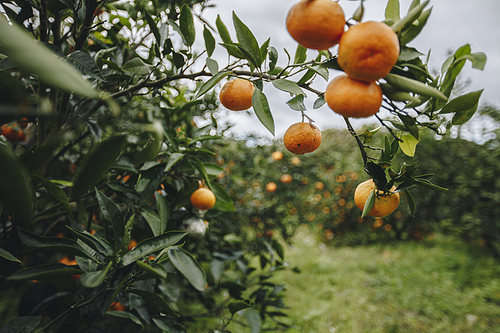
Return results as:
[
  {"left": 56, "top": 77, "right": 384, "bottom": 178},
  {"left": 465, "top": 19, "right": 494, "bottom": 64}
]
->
[{"left": 193, "top": 0, "right": 500, "bottom": 139}]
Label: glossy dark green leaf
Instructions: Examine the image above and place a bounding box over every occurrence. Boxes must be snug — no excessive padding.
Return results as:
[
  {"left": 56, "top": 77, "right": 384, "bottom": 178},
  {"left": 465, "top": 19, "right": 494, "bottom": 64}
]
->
[
  {"left": 366, "top": 162, "right": 387, "bottom": 189},
  {"left": 17, "top": 228, "right": 90, "bottom": 258},
  {"left": 72, "top": 135, "right": 127, "bottom": 199},
  {"left": 361, "top": 189, "right": 376, "bottom": 218},
  {"left": 260, "top": 38, "right": 270, "bottom": 66},
  {"left": 141, "top": 207, "right": 162, "bottom": 237},
  {"left": 293, "top": 44, "right": 307, "bottom": 64},
  {"left": 96, "top": 189, "right": 124, "bottom": 252},
  {"left": 313, "top": 95, "right": 326, "bottom": 109},
  {"left": 211, "top": 181, "right": 236, "bottom": 212},
  {"left": 144, "top": 10, "right": 161, "bottom": 46},
  {"left": 156, "top": 193, "right": 169, "bottom": 234},
  {"left": 122, "top": 58, "right": 152, "bottom": 75},
  {"left": 398, "top": 114, "right": 419, "bottom": 140},
  {"left": 0, "top": 248, "right": 21, "bottom": 263},
  {"left": 105, "top": 311, "right": 143, "bottom": 327},
  {"left": 203, "top": 26, "right": 216, "bottom": 57},
  {"left": 232, "top": 11, "right": 260, "bottom": 65},
  {"left": 121, "top": 231, "right": 187, "bottom": 266},
  {"left": 216, "top": 15, "right": 232, "bottom": 44},
  {"left": 272, "top": 79, "right": 304, "bottom": 96},
  {"left": 286, "top": 94, "right": 307, "bottom": 111},
  {"left": 0, "top": 316, "right": 41, "bottom": 333},
  {"left": 168, "top": 247, "right": 206, "bottom": 292},
  {"left": 440, "top": 90, "right": 483, "bottom": 114},
  {"left": 202, "top": 162, "right": 224, "bottom": 176},
  {"left": 252, "top": 88, "right": 275, "bottom": 136},
  {"left": 129, "top": 289, "right": 178, "bottom": 316},
  {"left": 67, "top": 226, "right": 110, "bottom": 256},
  {"left": 152, "top": 318, "right": 186, "bottom": 332},
  {"left": 403, "top": 190, "right": 416, "bottom": 216},
  {"left": 80, "top": 261, "right": 112, "bottom": 288},
  {"left": 165, "top": 152, "right": 185, "bottom": 172},
  {"left": 268, "top": 46, "right": 278, "bottom": 72},
  {"left": 195, "top": 71, "right": 231, "bottom": 99},
  {"left": 179, "top": 4, "right": 195, "bottom": 47},
  {"left": 7, "top": 263, "right": 83, "bottom": 280},
  {"left": 0, "top": 140, "right": 33, "bottom": 227},
  {"left": 0, "top": 17, "right": 98, "bottom": 98},
  {"left": 229, "top": 300, "right": 251, "bottom": 315},
  {"left": 246, "top": 309, "right": 262, "bottom": 333},
  {"left": 66, "top": 51, "right": 104, "bottom": 82},
  {"left": 219, "top": 42, "right": 247, "bottom": 59},
  {"left": 136, "top": 260, "right": 167, "bottom": 279},
  {"left": 32, "top": 175, "right": 73, "bottom": 219}
]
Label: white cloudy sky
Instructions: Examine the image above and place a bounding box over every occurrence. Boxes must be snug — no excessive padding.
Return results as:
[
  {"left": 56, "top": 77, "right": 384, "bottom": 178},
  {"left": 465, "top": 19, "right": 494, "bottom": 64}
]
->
[{"left": 191, "top": 0, "right": 500, "bottom": 139}]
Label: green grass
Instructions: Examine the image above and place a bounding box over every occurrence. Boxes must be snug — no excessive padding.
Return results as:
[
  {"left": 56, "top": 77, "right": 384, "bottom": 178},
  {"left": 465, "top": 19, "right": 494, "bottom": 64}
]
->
[{"left": 262, "top": 228, "right": 500, "bottom": 333}]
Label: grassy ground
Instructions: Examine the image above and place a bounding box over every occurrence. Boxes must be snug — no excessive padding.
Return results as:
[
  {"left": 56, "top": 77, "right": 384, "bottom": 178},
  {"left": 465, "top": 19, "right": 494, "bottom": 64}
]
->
[{"left": 221, "top": 227, "right": 500, "bottom": 333}]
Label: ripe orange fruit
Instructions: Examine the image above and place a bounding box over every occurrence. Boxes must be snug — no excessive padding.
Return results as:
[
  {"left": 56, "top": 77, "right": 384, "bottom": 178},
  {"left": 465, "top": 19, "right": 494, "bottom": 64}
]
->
[
  {"left": 286, "top": 0, "right": 346, "bottom": 50},
  {"left": 127, "top": 239, "right": 137, "bottom": 251},
  {"left": 0, "top": 123, "right": 26, "bottom": 142},
  {"left": 219, "top": 79, "right": 255, "bottom": 111},
  {"left": 266, "top": 182, "right": 278, "bottom": 192},
  {"left": 354, "top": 179, "right": 400, "bottom": 218},
  {"left": 291, "top": 156, "right": 301, "bottom": 165},
  {"left": 325, "top": 74, "right": 383, "bottom": 118},
  {"left": 191, "top": 185, "right": 216, "bottom": 210},
  {"left": 271, "top": 151, "right": 284, "bottom": 161},
  {"left": 280, "top": 174, "right": 293, "bottom": 183},
  {"left": 337, "top": 21, "right": 400, "bottom": 82},
  {"left": 283, "top": 122, "right": 321, "bottom": 155}
]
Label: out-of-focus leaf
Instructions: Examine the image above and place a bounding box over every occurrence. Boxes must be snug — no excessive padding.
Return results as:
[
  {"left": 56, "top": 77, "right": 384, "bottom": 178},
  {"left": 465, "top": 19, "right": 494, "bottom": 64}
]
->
[
  {"left": 229, "top": 300, "right": 251, "bottom": 315},
  {"left": 0, "top": 248, "right": 21, "bottom": 263},
  {"left": 0, "top": 139, "right": 33, "bottom": 227},
  {"left": 105, "top": 311, "right": 143, "bottom": 327},
  {"left": 121, "top": 231, "right": 187, "bottom": 266},
  {"left": 152, "top": 318, "right": 186, "bottom": 332},
  {"left": 0, "top": 316, "right": 41, "bottom": 333},
  {"left": 246, "top": 309, "right": 261, "bottom": 333},
  {"left": 252, "top": 88, "right": 275, "bottom": 136},
  {"left": 122, "top": 58, "right": 152, "bottom": 75},
  {"left": 0, "top": 16, "right": 98, "bottom": 97},
  {"left": 129, "top": 289, "right": 178, "bottom": 315},
  {"left": 66, "top": 51, "right": 104, "bottom": 82},
  {"left": 7, "top": 263, "right": 83, "bottom": 280},
  {"left": 168, "top": 247, "right": 206, "bottom": 292},
  {"left": 17, "top": 228, "right": 90, "bottom": 258},
  {"left": 72, "top": 135, "right": 127, "bottom": 199},
  {"left": 403, "top": 190, "right": 416, "bottom": 216}
]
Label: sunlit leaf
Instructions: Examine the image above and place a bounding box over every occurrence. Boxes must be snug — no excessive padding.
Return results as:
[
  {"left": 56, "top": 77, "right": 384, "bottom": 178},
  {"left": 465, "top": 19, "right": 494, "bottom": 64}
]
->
[
  {"left": 246, "top": 309, "right": 261, "bottom": 333},
  {"left": 7, "top": 263, "right": 83, "bottom": 280},
  {"left": 361, "top": 189, "right": 376, "bottom": 218},
  {"left": 398, "top": 132, "right": 420, "bottom": 157}
]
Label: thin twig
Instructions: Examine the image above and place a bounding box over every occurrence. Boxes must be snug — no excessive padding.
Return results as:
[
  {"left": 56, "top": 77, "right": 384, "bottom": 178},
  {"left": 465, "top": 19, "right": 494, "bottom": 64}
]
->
[{"left": 343, "top": 116, "right": 369, "bottom": 175}]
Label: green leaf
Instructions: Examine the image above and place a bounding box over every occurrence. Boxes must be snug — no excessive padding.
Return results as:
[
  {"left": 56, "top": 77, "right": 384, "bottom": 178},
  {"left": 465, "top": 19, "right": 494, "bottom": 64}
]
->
[
  {"left": 211, "top": 182, "right": 236, "bottom": 212},
  {"left": 211, "top": 259, "right": 224, "bottom": 283},
  {"left": 272, "top": 79, "right": 305, "bottom": 96},
  {"left": 141, "top": 206, "right": 162, "bottom": 237},
  {"left": 206, "top": 57, "right": 218, "bottom": 75},
  {"left": 269, "top": 46, "right": 278, "bottom": 72},
  {"left": 403, "top": 190, "right": 416, "bottom": 216},
  {"left": 391, "top": 0, "right": 429, "bottom": 33},
  {"left": 72, "top": 135, "right": 127, "bottom": 199},
  {"left": 0, "top": 140, "right": 33, "bottom": 227},
  {"left": 7, "top": 263, "right": 83, "bottom": 280},
  {"left": 144, "top": 10, "right": 161, "bottom": 46},
  {"left": 452, "top": 101, "right": 478, "bottom": 126},
  {"left": 136, "top": 260, "right": 167, "bottom": 279},
  {"left": 412, "top": 178, "right": 448, "bottom": 191},
  {"left": 121, "top": 231, "right": 187, "bottom": 266},
  {"left": 165, "top": 152, "right": 185, "bottom": 172},
  {"left": 232, "top": 11, "right": 261, "bottom": 65},
  {"left": 361, "top": 189, "right": 376, "bottom": 218},
  {"left": 313, "top": 95, "right": 326, "bottom": 109},
  {"left": 122, "top": 58, "right": 152, "bottom": 75},
  {"left": 0, "top": 248, "right": 21, "bottom": 263},
  {"left": 32, "top": 175, "right": 73, "bottom": 219},
  {"left": 96, "top": 189, "right": 124, "bottom": 253},
  {"left": 286, "top": 94, "right": 307, "bottom": 111},
  {"left": 66, "top": 227, "right": 111, "bottom": 256},
  {"left": 66, "top": 51, "right": 104, "bottom": 82},
  {"left": 461, "top": 52, "right": 487, "bottom": 70},
  {"left": 440, "top": 90, "right": 483, "bottom": 114},
  {"left": 0, "top": 17, "right": 98, "bottom": 98},
  {"left": 293, "top": 44, "right": 307, "bottom": 65},
  {"left": 398, "top": 114, "right": 419, "bottom": 140},
  {"left": 260, "top": 38, "right": 270, "bottom": 67},
  {"left": 106, "top": 311, "right": 143, "bottom": 327},
  {"left": 152, "top": 318, "right": 187, "bottom": 332},
  {"left": 195, "top": 71, "right": 231, "bottom": 99},
  {"left": 156, "top": 193, "right": 170, "bottom": 234},
  {"left": 216, "top": 15, "right": 232, "bottom": 44},
  {"left": 400, "top": 8, "right": 432, "bottom": 45},
  {"left": 385, "top": 73, "right": 447, "bottom": 101},
  {"left": 203, "top": 26, "right": 216, "bottom": 57},
  {"left": 398, "top": 132, "right": 420, "bottom": 157},
  {"left": 168, "top": 247, "right": 206, "bottom": 292},
  {"left": 129, "top": 289, "right": 178, "bottom": 316},
  {"left": 17, "top": 228, "right": 90, "bottom": 258},
  {"left": 202, "top": 162, "right": 224, "bottom": 176},
  {"left": 0, "top": 316, "right": 41, "bottom": 333},
  {"left": 252, "top": 88, "right": 275, "bottom": 136},
  {"left": 385, "top": 0, "right": 401, "bottom": 21},
  {"left": 246, "top": 309, "right": 262, "bottom": 333},
  {"left": 80, "top": 261, "right": 112, "bottom": 288},
  {"left": 229, "top": 301, "right": 251, "bottom": 315},
  {"left": 180, "top": 4, "right": 195, "bottom": 47}
]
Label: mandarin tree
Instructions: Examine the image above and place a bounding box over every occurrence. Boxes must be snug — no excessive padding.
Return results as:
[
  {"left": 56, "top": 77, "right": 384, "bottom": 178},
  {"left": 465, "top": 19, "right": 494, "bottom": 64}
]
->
[{"left": 0, "top": 0, "right": 488, "bottom": 331}]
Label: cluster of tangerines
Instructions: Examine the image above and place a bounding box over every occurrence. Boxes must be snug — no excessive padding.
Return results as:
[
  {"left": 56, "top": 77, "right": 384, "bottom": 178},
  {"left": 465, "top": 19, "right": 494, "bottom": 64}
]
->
[{"left": 217, "top": 0, "right": 400, "bottom": 218}]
